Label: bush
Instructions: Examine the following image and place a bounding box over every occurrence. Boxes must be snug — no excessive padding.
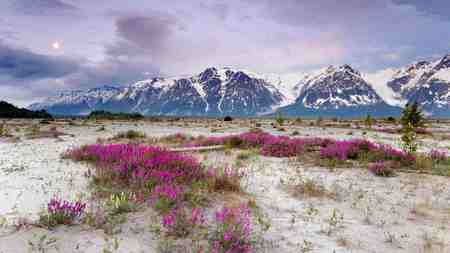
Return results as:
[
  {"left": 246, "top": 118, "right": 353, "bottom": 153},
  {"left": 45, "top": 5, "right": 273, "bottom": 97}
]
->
[
  {"left": 114, "top": 130, "right": 146, "bottom": 139},
  {"left": 207, "top": 167, "right": 244, "bottom": 193},
  {"left": 223, "top": 116, "right": 233, "bottom": 122},
  {"left": 0, "top": 124, "right": 10, "bottom": 137},
  {"left": 386, "top": 116, "right": 397, "bottom": 123}
]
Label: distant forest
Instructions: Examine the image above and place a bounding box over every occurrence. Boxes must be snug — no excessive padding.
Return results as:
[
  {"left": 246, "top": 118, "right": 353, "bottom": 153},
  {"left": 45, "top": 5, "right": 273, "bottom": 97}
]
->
[
  {"left": 87, "top": 110, "right": 144, "bottom": 120},
  {"left": 0, "top": 101, "right": 52, "bottom": 119}
]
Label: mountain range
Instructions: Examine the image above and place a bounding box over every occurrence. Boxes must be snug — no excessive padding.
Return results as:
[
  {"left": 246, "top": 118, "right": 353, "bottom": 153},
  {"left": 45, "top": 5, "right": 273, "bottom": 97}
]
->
[{"left": 29, "top": 54, "right": 450, "bottom": 118}]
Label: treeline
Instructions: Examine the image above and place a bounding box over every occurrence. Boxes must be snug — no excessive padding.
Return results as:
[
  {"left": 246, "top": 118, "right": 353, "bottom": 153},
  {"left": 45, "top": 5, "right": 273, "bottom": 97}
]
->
[
  {"left": 87, "top": 110, "right": 144, "bottom": 120},
  {"left": 0, "top": 101, "right": 52, "bottom": 119}
]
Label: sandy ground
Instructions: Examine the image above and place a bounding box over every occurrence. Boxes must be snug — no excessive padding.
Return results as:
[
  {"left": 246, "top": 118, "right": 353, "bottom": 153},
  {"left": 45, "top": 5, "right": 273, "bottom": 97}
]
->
[{"left": 0, "top": 120, "right": 449, "bottom": 252}]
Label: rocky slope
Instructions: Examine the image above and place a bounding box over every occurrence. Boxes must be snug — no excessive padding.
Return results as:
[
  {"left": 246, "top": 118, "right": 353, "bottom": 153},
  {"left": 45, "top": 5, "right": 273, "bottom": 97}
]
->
[
  {"left": 276, "top": 65, "right": 402, "bottom": 117},
  {"left": 386, "top": 54, "right": 450, "bottom": 117}
]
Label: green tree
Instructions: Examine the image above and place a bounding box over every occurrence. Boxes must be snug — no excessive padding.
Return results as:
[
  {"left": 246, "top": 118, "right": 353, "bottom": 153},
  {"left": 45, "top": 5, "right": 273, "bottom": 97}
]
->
[
  {"left": 400, "top": 102, "right": 424, "bottom": 128},
  {"left": 364, "top": 114, "right": 373, "bottom": 129},
  {"left": 400, "top": 102, "right": 425, "bottom": 154},
  {"left": 276, "top": 112, "right": 285, "bottom": 126}
]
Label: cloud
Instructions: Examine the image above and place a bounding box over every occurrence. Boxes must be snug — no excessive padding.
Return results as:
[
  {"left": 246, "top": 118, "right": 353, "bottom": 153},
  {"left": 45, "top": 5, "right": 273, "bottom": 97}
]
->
[
  {"left": 392, "top": 0, "right": 450, "bottom": 20},
  {"left": 382, "top": 53, "right": 402, "bottom": 61},
  {"left": 65, "top": 59, "right": 160, "bottom": 90},
  {"left": 0, "top": 40, "right": 81, "bottom": 79},
  {"left": 11, "top": 0, "right": 80, "bottom": 16},
  {"left": 200, "top": 1, "right": 230, "bottom": 20},
  {"left": 0, "top": 38, "right": 159, "bottom": 107},
  {"left": 115, "top": 14, "right": 179, "bottom": 53}
]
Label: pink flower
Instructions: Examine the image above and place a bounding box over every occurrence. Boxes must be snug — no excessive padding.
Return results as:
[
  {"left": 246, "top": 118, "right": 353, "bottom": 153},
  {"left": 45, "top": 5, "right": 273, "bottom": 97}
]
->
[
  {"left": 223, "top": 232, "right": 231, "bottom": 241},
  {"left": 162, "top": 213, "right": 175, "bottom": 227}
]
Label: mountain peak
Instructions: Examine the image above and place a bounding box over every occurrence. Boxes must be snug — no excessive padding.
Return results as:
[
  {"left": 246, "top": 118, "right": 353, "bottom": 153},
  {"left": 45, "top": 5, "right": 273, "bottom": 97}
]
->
[
  {"left": 324, "top": 64, "right": 360, "bottom": 76},
  {"left": 434, "top": 53, "right": 450, "bottom": 70},
  {"left": 338, "top": 64, "right": 360, "bottom": 76}
]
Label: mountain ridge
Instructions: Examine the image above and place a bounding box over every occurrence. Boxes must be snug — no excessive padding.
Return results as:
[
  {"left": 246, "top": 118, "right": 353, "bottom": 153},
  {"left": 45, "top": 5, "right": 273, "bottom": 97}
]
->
[{"left": 29, "top": 54, "right": 450, "bottom": 118}]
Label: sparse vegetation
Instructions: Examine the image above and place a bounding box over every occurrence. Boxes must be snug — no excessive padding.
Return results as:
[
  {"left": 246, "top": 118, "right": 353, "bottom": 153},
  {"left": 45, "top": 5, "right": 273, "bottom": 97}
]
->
[{"left": 112, "top": 130, "right": 146, "bottom": 139}]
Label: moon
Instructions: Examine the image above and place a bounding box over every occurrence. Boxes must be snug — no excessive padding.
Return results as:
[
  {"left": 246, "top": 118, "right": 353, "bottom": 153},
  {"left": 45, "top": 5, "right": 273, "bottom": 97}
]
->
[{"left": 51, "top": 41, "right": 61, "bottom": 50}]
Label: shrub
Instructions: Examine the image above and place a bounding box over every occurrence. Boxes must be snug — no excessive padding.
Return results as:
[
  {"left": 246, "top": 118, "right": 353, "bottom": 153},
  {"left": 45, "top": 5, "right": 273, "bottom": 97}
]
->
[
  {"left": 368, "top": 162, "right": 394, "bottom": 177},
  {"left": 364, "top": 114, "right": 373, "bottom": 129},
  {"left": 291, "top": 130, "right": 300, "bottom": 136},
  {"left": 236, "top": 151, "right": 253, "bottom": 160},
  {"left": 206, "top": 167, "right": 244, "bottom": 193},
  {"left": 161, "top": 207, "right": 205, "bottom": 238},
  {"left": 159, "top": 133, "right": 190, "bottom": 144},
  {"left": 316, "top": 117, "right": 323, "bottom": 126},
  {"left": 210, "top": 204, "right": 253, "bottom": 253},
  {"left": 386, "top": 116, "right": 397, "bottom": 123},
  {"left": 0, "top": 124, "right": 10, "bottom": 137},
  {"left": 414, "top": 155, "right": 433, "bottom": 171},
  {"left": 114, "top": 130, "right": 146, "bottom": 139},
  {"left": 275, "top": 113, "right": 284, "bottom": 126},
  {"left": 104, "top": 192, "right": 136, "bottom": 215},
  {"left": 224, "top": 136, "right": 244, "bottom": 149},
  {"left": 282, "top": 177, "right": 335, "bottom": 199},
  {"left": 39, "top": 198, "right": 86, "bottom": 228},
  {"left": 224, "top": 116, "right": 233, "bottom": 122}
]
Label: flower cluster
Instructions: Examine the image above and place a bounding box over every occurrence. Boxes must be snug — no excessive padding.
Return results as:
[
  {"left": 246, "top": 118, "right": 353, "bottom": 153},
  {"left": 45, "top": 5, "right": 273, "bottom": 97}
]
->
[
  {"left": 368, "top": 162, "right": 393, "bottom": 177},
  {"left": 260, "top": 137, "right": 305, "bottom": 157},
  {"left": 188, "top": 131, "right": 330, "bottom": 158},
  {"left": 47, "top": 198, "right": 86, "bottom": 218},
  {"left": 40, "top": 197, "right": 86, "bottom": 227},
  {"left": 211, "top": 204, "right": 253, "bottom": 253},
  {"left": 429, "top": 149, "right": 448, "bottom": 162},
  {"left": 319, "top": 139, "right": 415, "bottom": 165},
  {"left": 65, "top": 144, "right": 204, "bottom": 185},
  {"left": 161, "top": 207, "right": 206, "bottom": 237},
  {"left": 320, "top": 139, "right": 377, "bottom": 160},
  {"left": 65, "top": 143, "right": 255, "bottom": 246}
]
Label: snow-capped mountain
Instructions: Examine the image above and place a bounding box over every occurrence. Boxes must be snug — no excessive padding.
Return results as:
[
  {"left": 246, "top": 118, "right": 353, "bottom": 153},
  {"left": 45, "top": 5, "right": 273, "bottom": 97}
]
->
[
  {"left": 30, "top": 67, "right": 287, "bottom": 116},
  {"left": 28, "top": 55, "right": 450, "bottom": 118},
  {"left": 29, "top": 85, "right": 121, "bottom": 115},
  {"left": 275, "top": 65, "right": 402, "bottom": 117},
  {"left": 385, "top": 54, "right": 450, "bottom": 116}
]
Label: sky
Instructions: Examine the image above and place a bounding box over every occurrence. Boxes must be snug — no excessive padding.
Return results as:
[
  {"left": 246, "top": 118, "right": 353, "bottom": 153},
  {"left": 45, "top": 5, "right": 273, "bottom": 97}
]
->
[{"left": 0, "top": 0, "right": 450, "bottom": 107}]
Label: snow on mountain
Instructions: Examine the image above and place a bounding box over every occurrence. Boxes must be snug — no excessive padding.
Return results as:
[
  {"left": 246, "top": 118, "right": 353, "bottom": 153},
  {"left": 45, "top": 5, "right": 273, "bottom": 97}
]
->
[
  {"left": 296, "top": 65, "right": 384, "bottom": 109},
  {"left": 29, "top": 85, "right": 122, "bottom": 115},
  {"left": 275, "top": 65, "right": 402, "bottom": 118},
  {"left": 363, "top": 68, "right": 405, "bottom": 107},
  {"left": 27, "top": 55, "right": 450, "bottom": 117},
  {"left": 381, "top": 54, "right": 450, "bottom": 116},
  {"left": 30, "top": 67, "right": 288, "bottom": 116}
]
